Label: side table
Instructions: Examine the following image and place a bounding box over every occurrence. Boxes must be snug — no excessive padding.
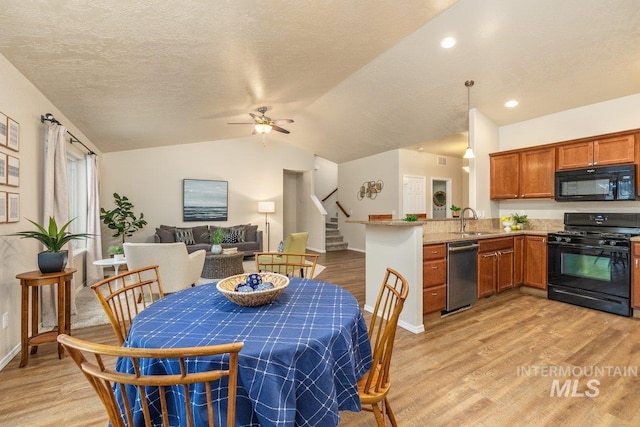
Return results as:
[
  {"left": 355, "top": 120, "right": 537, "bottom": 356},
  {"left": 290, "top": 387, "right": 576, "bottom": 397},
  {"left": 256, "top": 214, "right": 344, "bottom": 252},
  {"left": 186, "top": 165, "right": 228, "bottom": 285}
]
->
[
  {"left": 202, "top": 252, "right": 245, "bottom": 279},
  {"left": 16, "top": 268, "right": 76, "bottom": 368}
]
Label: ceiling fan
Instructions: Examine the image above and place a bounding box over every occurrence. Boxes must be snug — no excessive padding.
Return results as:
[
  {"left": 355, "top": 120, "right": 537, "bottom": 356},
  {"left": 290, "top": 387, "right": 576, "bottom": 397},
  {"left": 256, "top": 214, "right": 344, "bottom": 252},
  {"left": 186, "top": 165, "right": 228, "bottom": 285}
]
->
[{"left": 227, "top": 106, "right": 294, "bottom": 134}]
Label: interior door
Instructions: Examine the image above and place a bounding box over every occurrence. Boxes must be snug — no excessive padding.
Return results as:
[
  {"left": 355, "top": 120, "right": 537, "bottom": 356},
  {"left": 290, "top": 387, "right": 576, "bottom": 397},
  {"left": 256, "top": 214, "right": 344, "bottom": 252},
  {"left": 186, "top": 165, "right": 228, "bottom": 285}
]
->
[{"left": 403, "top": 175, "right": 426, "bottom": 217}]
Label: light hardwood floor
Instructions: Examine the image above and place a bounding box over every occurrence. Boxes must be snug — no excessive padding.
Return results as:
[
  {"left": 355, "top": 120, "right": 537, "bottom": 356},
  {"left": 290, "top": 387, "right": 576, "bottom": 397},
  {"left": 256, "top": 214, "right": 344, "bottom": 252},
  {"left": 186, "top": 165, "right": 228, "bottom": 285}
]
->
[{"left": 2, "top": 250, "right": 640, "bottom": 426}]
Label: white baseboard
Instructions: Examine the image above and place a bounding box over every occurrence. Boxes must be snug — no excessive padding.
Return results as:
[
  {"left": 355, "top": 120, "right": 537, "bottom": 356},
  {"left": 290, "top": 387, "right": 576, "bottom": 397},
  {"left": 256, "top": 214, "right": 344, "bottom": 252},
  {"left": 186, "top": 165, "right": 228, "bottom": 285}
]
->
[
  {"left": 0, "top": 344, "right": 20, "bottom": 372},
  {"left": 306, "top": 246, "right": 326, "bottom": 253},
  {"left": 363, "top": 304, "right": 424, "bottom": 334}
]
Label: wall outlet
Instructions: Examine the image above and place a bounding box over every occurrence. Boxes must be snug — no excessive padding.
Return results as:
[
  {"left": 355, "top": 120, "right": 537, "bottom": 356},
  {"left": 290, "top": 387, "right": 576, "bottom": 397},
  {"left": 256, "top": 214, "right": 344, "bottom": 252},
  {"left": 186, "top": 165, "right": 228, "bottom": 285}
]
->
[{"left": 2, "top": 312, "right": 8, "bottom": 329}]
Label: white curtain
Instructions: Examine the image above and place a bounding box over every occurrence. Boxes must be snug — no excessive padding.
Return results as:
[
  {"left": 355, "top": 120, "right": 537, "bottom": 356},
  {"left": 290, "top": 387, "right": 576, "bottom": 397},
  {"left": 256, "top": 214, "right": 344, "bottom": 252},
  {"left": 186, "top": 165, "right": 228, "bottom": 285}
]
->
[
  {"left": 85, "top": 154, "right": 103, "bottom": 284},
  {"left": 42, "top": 123, "right": 76, "bottom": 327}
]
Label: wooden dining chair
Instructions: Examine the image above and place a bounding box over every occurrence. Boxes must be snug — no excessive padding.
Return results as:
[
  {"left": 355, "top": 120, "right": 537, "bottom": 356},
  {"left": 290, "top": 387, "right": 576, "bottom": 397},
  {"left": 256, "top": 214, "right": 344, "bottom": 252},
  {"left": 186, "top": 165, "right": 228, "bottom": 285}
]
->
[
  {"left": 255, "top": 252, "right": 319, "bottom": 278},
  {"left": 91, "top": 265, "right": 165, "bottom": 345},
  {"left": 358, "top": 267, "right": 409, "bottom": 426},
  {"left": 57, "top": 334, "right": 243, "bottom": 427}
]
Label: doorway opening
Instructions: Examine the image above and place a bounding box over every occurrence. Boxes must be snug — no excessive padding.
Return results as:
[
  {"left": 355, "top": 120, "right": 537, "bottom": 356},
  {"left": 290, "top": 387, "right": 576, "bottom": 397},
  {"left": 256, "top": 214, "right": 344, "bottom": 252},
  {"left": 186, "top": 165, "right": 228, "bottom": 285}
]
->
[{"left": 431, "top": 178, "right": 451, "bottom": 219}]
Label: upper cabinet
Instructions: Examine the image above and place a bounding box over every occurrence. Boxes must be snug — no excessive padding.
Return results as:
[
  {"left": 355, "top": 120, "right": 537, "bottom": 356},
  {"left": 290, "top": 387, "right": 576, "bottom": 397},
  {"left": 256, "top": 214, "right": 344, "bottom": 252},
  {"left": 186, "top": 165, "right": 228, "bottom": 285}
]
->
[
  {"left": 490, "top": 128, "right": 640, "bottom": 200},
  {"left": 557, "top": 133, "right": 636, "bottom": 170},
  {"left": 490, "top": 147, "right": 555, "bottom": 200}
]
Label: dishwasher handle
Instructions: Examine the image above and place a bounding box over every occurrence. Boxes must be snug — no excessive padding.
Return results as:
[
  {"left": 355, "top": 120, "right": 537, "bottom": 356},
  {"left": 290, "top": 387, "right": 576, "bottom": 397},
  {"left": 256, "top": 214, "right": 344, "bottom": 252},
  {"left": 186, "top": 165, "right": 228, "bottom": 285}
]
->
[{"left": 448, "top": 243, "right": 479, "bottom": 253}]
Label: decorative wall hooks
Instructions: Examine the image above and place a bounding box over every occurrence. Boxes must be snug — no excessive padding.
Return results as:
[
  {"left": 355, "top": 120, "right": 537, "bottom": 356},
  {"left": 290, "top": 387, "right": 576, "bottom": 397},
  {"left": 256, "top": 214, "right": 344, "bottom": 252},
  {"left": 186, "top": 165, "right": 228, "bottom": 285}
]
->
[{"left": 357, "top": 180, "right": 384, "bottom": 200}]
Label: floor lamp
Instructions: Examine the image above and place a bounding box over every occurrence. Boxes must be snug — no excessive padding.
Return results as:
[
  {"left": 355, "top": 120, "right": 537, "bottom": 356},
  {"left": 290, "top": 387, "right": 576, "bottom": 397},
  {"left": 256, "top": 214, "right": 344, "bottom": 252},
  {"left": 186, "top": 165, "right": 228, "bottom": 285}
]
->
[{"left": 258, "top": 201, "right": 275, "bottom": 252}]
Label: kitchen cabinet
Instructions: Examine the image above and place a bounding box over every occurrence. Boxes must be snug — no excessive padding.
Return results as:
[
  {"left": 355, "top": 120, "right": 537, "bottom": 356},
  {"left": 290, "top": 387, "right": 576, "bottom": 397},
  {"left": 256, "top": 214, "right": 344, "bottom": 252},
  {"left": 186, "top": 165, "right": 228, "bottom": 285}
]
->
[
  {"left": 513, "top": 235, "right": 524, "bottom": 286},
  {"left": 490, "top": 147, "right": 555, "bottom": 199},
  {"left": 632, "top": 243, "right": 640, "bottom": 309},
  {"left": 423, "top": 244, "right": 446, "bottom": 314},
  {"left": 477, "top": 237, "right": 514, "bottom": 298},
  {"left": 557, "top": 134, "right": 636, "bottom": 170},
  {"left": 524, "top": 235, "right": 547, "bottom": 290}
]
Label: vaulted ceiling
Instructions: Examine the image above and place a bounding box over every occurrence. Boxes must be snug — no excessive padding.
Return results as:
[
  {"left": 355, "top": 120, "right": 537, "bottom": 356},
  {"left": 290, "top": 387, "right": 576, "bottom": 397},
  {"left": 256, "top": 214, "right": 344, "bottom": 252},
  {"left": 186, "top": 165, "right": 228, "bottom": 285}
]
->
[{"left": 1, "top": 0, "right": 639, "bottom": 163}]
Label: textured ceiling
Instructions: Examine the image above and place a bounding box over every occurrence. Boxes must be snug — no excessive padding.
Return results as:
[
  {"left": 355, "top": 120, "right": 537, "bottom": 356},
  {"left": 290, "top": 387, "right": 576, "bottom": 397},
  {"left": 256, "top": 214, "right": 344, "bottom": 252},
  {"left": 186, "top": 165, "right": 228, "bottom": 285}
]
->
[{"left": 1, "top": 0, "right": 639, "bottom": 162}]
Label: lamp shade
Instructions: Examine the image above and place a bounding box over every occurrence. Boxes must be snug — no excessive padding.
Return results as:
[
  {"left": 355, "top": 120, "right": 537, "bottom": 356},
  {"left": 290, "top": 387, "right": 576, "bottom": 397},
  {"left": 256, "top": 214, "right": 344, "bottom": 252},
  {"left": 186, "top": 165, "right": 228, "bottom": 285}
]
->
[
  {"left": 255, "top": 123, "right": 273, "bottom": 134},
  {"left": 463, "top": 146, "right": 475, "bottom": 159},
  {"left": 258, "top": 201, "right": 275, "bottom": 213}
]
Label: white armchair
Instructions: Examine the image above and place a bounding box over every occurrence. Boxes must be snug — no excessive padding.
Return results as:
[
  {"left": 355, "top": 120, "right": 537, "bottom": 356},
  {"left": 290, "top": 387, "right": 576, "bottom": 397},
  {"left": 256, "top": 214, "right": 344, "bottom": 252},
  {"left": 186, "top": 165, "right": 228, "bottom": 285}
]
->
[{"left": 123, "top": 242, "right": 206, "bottom": 293}]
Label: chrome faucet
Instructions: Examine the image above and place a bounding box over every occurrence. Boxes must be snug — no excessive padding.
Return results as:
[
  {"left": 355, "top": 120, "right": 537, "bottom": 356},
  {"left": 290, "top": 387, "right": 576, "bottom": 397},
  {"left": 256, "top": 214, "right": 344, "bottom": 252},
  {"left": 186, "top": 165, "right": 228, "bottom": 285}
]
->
[{"left": 460, "top": 207, "right": 478, "bottom": 232}]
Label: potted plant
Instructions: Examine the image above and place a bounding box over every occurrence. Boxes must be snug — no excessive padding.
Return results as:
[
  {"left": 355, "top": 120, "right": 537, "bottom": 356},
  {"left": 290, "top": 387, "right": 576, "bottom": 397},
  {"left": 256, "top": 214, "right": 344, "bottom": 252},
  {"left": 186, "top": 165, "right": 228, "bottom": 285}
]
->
[
  {"left": 510, "top": 213, "right": 529, "bottom": 230},
  {"left": 10, "top": 217, "right": 92, "bottom": 273},
  {"left": 450, "top": 205, "right": 462, "bottom": 218},
  {"left": 108, "top": 245, "right": 125, "bottom": 261},
  {"left": 100, "top": 193, "right": 147, "bottom": 244},
  {"left": 208, "top": 227, "right": 226, "bottom": 255}
]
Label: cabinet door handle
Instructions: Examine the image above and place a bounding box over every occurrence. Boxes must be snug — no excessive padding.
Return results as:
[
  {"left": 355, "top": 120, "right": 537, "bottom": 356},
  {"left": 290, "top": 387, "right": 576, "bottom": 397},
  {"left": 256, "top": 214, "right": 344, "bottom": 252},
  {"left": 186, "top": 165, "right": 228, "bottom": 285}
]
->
[
  {"left": 500, "top": 249, "right": 514, "bottom": 255},
  {"left": 431, "top": 292, "right": 439, "bottom": 296},
  {"left": 431, "top": 266, "right": 438, "bottom": 270},
  {"left": 636, "top": 258, "right": 639, "bottom": 269},
  {"left": 482, "top": 253, "right": 498, "bottom": 258},
  {"left": 431, "top": 251, "right": 440, "bottom": 254}
]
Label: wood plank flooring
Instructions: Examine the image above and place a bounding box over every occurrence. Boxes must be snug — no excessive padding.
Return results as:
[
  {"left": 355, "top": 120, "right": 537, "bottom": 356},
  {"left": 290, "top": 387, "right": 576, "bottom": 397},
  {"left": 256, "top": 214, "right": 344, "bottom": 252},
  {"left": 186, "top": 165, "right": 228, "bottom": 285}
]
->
[{"left": 2, "top": 249, "right": 640, "bottom": 426}]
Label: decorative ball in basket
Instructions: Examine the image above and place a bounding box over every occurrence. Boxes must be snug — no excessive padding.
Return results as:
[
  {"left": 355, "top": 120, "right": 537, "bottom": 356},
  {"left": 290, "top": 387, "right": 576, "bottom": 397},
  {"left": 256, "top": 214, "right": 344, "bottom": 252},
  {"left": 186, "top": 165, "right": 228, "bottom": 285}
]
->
[{"left": 216, "top": 272, "right": 289, "bottom": 307}]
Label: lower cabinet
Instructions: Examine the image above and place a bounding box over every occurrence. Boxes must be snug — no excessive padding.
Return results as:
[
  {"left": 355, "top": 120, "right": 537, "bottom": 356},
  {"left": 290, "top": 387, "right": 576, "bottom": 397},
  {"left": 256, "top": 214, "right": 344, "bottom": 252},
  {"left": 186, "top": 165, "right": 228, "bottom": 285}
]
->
[
  {"left": 513, "top": 235, "right": 524, "bottom": 286},
  {"left": 423, "top": 243, "right": 446, "bottom": 314},
  {"left": 477, "top": 237, "right": 514, "bottom": 298},
  {"left": 632, "top": 243, "right": 640, "bottom": 309},
  {"left": 523, "top": 235, "right": 548, "bottom": 289}
]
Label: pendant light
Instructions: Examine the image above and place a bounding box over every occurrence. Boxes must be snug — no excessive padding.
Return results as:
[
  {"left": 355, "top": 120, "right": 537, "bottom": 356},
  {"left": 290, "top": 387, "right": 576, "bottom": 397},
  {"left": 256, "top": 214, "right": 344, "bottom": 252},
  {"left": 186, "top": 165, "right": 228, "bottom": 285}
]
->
[{"left": 463, "top": 80, "right": 475, "bottom": 159}]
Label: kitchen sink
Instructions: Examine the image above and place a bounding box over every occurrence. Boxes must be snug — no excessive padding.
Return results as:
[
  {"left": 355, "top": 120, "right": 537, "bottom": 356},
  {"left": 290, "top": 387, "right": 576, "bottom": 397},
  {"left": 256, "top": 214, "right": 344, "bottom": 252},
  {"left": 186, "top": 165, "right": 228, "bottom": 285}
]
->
[{"left": 450, "top": 231, "right": 497, "bottom": 236}]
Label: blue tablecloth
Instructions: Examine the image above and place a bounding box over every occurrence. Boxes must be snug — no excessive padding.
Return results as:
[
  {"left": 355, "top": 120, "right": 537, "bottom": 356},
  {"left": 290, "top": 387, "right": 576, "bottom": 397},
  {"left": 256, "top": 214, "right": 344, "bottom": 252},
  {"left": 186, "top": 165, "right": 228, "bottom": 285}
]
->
[{"left": 117, "top": 278, "right": 372, "bottom": 426}]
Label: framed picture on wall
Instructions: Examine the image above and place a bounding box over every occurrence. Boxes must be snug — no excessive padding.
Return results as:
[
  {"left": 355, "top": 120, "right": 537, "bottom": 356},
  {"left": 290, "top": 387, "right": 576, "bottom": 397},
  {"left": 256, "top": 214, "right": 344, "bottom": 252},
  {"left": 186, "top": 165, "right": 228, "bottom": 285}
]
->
[
  {"left": 183, "top": 179, "right": 228, "bottom": 221},
  {"left": 0, "top": 112, "right": 7, "bottom": 147},
  {"left": 0, "top": 153, "right": 6, "bottom": 185},
  {"left": 7, "top": 192, "right": 19, "bottom": 222},
  {"left": 0, "top": 191, "right": 6, "bottom": 223},
  {"left": 7, "top": 155, "right": 19, "bottom": 186},
  {"left": 7, "top": 117, "right": 19, "bottom": 151}
]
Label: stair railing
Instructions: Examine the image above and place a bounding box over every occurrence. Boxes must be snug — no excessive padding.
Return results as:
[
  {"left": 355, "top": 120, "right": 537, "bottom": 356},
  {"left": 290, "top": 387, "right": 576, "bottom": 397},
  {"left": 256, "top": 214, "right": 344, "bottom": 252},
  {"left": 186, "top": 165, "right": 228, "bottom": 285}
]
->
[
  {"left": 321, "top": 188, "right": 337, "bottom": 202},
  {"left": 336, "top": 201, "right": 350, "bottom": 218}
]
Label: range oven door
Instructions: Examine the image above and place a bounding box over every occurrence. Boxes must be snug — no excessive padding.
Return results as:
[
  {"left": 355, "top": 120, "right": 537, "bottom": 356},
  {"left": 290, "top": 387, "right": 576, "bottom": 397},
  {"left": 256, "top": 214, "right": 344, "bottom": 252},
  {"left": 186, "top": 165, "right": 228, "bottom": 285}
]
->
[{"left": 547, "top": 240, "right": 631, "bottom": 316}]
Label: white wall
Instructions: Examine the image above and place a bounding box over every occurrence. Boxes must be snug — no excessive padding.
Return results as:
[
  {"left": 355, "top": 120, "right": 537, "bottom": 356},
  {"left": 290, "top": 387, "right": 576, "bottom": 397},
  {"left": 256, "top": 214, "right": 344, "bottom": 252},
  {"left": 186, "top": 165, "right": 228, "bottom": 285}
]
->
[
  {"left": 0, "top": 53, "right": 100, "bottom": 370},
  {"left": 100, "top": 137, "right": 315, "bottom": 253},
  {"left": 314, "top": 156, "right": 338, "bottom": 218},
  {"left": 339, "top": 150, "right": 400, "bottom": 251},
  {"left": 495, "top": 93, "right": 640, "bottom": 219},
  {"left": 471, "top": 108, "right": 500, "bottom": 218}
]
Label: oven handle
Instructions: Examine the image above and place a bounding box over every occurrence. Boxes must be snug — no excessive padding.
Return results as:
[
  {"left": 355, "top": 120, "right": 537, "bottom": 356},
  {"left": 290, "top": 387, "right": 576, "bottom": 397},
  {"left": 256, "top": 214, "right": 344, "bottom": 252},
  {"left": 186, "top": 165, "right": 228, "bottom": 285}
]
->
[
  {"left": 551, "top": 287, "right": 625, "bottom": 304},
  {"left": 547, "top": 241, "right": 629, "bottom": 253}
]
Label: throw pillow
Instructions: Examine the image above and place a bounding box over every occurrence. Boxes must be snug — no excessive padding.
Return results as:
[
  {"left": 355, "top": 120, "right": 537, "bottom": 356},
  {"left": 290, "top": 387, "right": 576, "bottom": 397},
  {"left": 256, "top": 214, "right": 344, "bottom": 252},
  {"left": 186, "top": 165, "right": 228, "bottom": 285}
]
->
[
  {"left": 192, "top": 225, "right": 209, "bottom": 244},
  {"left": 277, "top": 240, "right": 284, "bottom": 253},
  {"left": 175, "top": 228, "right": 195, "bottom": 245},
  {"left": 222, "top": 228, "right": 243, "bottom": 244},
  {"left": 155, "top": 228, "right": 175, "bottom": 243},
  {"left": 244, "top": 224, "right": 258, "bottom": 243}
]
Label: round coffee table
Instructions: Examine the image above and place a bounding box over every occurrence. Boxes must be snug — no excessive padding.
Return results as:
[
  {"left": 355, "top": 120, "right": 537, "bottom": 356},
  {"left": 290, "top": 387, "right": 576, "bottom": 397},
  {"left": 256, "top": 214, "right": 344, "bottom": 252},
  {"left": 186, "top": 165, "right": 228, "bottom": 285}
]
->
[{"left": 202, "top": 252, "right": 245, "bottom": 279}]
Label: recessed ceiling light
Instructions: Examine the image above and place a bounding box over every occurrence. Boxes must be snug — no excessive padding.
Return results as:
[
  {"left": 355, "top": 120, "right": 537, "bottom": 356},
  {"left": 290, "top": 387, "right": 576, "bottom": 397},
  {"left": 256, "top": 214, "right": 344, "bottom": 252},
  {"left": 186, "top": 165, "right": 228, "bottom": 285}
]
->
[
  {"left": 440, "top": 37, "right": 456, "bottom": 49},
  {"left": 505, "top": 100, "right": 519, "bottom": 108},
  {"left": 417, "top": 147, "right": 424, "bottom": 151}
]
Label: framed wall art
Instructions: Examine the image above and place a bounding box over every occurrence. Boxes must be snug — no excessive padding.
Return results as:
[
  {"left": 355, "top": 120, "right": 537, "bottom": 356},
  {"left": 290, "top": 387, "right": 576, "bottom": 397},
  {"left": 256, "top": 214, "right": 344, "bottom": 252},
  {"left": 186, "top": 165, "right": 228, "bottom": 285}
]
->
[
  {"left": 7, "top": 155, "right": 19, "bottom": 187},
  {"left": 0, "top": 191, "right": 6, "bottom": 223},
  {"left": 0, "top": 112, "right": 7, "bottom": 147},
  {"left": 7, "top": 117, "right": 19, "bottom": 151},
  {"left": 7, "top": 192, "right": 19, "bottom": 222},
  {"left": 0, "top": 153, "right": 6, "bottom": 185},
  {"left": 183, "top": 179, "right": 228, "bottom": 221}
]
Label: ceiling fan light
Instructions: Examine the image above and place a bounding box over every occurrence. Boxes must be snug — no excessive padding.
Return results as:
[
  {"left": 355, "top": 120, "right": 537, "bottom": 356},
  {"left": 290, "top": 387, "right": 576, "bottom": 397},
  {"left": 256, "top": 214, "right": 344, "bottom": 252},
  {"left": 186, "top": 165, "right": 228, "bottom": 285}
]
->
[
  {"left": 463, "top": 146, "right": 475, "bottom": 159},
  {"left": 255, "top": 123, "right": 272, "bottom": 134}
]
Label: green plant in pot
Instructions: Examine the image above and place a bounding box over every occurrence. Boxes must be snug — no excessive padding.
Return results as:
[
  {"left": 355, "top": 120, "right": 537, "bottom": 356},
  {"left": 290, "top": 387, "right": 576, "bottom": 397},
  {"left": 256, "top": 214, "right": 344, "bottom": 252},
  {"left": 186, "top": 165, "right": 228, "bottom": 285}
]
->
[
  {"left": 108, "top": 245, "right": 125, "bottom": 260},
  {"left": 208, "top": 227, "right": 226, "bottom": 255},
  {"left": 100, "top": 193, "right": 147, "bottom": 244},
  {"left": 450, "top": 204, "right": 462, "bottom": 218},
  {"left": 11, "top": 217, "right": 92, "bottom": 273}
]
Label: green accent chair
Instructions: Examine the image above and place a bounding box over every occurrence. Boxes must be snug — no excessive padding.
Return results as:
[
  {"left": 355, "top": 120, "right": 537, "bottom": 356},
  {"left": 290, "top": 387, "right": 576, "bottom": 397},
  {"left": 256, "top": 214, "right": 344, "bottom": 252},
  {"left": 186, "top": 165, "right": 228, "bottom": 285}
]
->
[{"left": 256, "top": 232, "right": 311, "bottom": 277}]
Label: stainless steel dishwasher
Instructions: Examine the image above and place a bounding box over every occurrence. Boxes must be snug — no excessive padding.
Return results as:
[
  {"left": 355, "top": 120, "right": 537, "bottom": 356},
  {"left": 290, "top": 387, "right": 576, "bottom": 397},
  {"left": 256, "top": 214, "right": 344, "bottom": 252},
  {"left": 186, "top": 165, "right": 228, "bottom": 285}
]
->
[{"left": 446, "top": 240, "right": 479, "bottom": 312}]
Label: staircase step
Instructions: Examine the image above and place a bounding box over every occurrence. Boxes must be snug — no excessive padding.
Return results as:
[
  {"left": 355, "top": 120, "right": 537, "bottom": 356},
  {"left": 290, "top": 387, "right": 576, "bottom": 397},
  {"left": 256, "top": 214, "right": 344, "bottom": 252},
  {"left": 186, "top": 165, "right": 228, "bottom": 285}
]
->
[
  {"left": 326, "top": 222, "right": 338, "bottom": 229},
  {"left": 329, "top": 217, "right": 338, "bottom": 223},
  {"left": 325, "top": 229, "right": 339, "bottom": 236},
  {"left": 326, "top": 241, "right": 348, "bottom": 251},
  {"left": 326, "top": 235, "right": 344, "bottom": 243}
]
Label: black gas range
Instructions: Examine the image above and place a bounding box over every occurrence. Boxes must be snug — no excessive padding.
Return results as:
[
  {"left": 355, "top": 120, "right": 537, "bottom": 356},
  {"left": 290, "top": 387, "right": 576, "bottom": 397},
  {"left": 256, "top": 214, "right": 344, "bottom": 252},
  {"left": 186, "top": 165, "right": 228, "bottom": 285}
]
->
[{"left": 548, "top": 213, "right": 640, "bottom": 317}]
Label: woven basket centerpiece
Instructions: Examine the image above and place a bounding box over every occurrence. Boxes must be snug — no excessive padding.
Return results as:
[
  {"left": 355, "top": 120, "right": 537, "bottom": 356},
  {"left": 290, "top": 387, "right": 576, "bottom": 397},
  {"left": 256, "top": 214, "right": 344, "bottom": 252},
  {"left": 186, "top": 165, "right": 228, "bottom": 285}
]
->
[{"left": 216, "top": 272, "right": 289, "bottom": 307}]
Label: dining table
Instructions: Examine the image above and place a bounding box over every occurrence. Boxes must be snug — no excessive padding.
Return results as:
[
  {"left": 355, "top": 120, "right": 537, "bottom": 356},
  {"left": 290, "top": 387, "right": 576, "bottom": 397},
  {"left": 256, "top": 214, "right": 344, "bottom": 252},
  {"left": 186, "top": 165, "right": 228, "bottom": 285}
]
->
[{"left": 116, "top": 277, "right": 373, "bottom": 426}]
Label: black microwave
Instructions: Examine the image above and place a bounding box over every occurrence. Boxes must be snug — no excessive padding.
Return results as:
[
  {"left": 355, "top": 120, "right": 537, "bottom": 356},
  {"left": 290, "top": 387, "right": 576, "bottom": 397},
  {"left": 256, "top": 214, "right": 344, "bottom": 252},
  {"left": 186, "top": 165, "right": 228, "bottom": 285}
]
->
[{"left": 555, "top": 165, "right": 636, "bottom": 202}]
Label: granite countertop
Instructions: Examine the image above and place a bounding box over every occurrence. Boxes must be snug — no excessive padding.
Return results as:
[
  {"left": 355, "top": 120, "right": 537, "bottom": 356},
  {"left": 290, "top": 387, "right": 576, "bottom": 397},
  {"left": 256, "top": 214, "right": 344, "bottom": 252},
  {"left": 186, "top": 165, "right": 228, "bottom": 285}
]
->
[{"left": 422, "top": 229, "right": 550, "bottom": 245}]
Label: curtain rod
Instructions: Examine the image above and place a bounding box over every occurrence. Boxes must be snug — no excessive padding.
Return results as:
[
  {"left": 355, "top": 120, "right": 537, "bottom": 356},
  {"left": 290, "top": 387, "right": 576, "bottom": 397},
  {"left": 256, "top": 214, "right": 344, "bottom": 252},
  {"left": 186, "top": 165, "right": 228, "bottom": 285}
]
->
[{"left": 40, "top": 113, "right": 96, "bottom": 156}]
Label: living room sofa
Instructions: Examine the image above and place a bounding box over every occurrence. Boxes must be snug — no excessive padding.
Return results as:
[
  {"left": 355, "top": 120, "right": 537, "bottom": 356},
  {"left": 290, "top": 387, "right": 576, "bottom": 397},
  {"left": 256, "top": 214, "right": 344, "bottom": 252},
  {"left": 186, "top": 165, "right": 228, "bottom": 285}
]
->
[{"left": 154, "top": 224, "right": 263, "bottom": 257}]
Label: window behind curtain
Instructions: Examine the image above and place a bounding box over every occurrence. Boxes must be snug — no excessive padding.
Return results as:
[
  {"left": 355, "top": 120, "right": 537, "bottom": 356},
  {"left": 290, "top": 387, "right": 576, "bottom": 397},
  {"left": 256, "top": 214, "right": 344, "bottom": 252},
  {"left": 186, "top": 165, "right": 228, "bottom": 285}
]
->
[{"left": 66, "top": 144, "right": 88, "bottom": 251}]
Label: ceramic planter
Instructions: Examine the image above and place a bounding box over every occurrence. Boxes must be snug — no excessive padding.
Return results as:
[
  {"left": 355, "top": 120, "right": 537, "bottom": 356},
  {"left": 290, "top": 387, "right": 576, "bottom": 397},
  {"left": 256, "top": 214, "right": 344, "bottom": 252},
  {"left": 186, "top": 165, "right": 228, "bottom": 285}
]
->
[
  {"left": 211, "top": 244, "right": 223, "bottom": 254},
  {"left": 37, "top": 250, "right": 68, "bottom": 274}
]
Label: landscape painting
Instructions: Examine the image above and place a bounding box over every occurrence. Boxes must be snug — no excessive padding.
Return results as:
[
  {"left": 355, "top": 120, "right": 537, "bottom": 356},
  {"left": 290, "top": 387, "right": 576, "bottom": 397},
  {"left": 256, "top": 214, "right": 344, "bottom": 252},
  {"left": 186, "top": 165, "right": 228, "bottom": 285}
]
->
[{"left": 183, "top": 179, "right": 228, "bottom": 221}]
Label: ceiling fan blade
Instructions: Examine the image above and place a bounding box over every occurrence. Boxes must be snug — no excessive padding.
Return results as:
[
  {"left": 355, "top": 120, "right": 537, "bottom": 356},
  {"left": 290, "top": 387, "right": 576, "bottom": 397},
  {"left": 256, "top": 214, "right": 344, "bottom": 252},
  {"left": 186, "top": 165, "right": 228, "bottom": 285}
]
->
[
  {"left": 249, "top": 113, "right": 261, "bottom": 121},
  {"left": 271, "top": 124, "right": 290, "bottom": 134},
  {"left": 271, "top": 119, "right": 294, "bottom": 124}
]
